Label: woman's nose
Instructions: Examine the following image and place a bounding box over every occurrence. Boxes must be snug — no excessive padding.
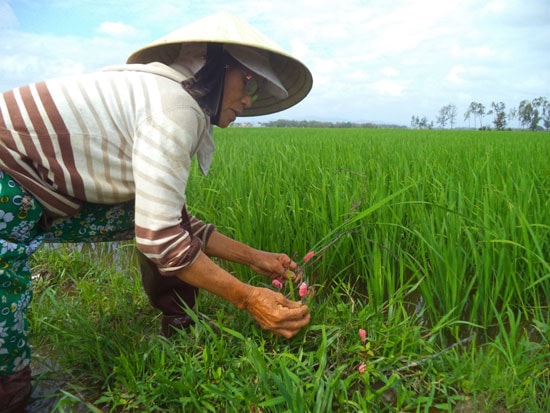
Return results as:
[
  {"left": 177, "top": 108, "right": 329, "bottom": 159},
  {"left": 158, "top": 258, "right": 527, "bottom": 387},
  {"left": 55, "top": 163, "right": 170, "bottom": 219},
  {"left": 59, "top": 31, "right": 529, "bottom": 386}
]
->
[{"left": 242, "top": 94, "right": 253, "bottom": 108}]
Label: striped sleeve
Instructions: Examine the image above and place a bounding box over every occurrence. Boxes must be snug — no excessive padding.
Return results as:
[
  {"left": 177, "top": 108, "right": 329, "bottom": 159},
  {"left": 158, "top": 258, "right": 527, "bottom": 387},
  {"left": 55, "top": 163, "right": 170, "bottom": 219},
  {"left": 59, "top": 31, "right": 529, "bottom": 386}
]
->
[
  {"left": 189, "top": 214, "right": 216, "bottom": 246},
  {"left": 132, "top": 100, "right": 211, "bottom": 275},
  {"left": 135, "top": 207, "right": 215, "bottom": 276}
]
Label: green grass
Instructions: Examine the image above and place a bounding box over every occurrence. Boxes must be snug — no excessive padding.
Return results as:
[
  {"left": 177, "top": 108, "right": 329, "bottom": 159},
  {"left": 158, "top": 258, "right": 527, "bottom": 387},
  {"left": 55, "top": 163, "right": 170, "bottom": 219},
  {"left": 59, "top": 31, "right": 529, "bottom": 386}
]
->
[{"left": 29, "top": 128, "right": 549, "bottom": 411}]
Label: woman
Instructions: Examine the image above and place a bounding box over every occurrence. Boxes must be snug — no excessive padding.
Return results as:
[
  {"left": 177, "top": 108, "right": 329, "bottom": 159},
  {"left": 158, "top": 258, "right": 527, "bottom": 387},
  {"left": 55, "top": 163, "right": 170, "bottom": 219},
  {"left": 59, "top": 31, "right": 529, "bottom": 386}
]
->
[{"left": 0, "top": 13, "right": 313, "bottom": 410}]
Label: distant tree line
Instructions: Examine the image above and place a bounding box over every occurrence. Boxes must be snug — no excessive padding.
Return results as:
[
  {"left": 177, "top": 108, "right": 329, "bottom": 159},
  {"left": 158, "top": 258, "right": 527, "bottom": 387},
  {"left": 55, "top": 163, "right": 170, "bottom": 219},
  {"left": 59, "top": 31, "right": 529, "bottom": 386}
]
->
[
  {"left": 233, "top": 119, "right": 407, "bottom": 128},
  {"left": 257, "top": 119, "right": 405, "bottom": 128},
  {"left": 411, "top": 97, "right": 550, "bottom": 131}
]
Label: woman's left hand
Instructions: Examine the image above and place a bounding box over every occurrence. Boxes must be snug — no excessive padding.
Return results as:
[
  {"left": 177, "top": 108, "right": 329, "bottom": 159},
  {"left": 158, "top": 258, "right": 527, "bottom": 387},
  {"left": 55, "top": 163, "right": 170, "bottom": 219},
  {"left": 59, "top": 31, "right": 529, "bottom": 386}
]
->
[{"left": 249, "top": 251, "right": 302, "bottom": 283}]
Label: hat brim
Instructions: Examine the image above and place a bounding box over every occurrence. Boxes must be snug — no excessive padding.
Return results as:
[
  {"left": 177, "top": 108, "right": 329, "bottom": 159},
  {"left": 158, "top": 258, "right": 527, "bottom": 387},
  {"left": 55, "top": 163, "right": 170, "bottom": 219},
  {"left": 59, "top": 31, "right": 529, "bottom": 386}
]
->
[{"left": 126, "top": 13, "right": 313, "bottom": 117}]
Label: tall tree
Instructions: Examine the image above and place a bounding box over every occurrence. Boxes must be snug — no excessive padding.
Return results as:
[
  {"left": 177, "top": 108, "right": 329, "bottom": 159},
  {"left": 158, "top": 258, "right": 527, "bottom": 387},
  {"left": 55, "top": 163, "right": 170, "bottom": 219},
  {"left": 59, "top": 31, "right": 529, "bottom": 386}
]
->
[
  {"left": 411, "top": 115, "right": 431, "bottom": 129},
  {"left": 541, "top": 98, "right": 550, "bottom": 130},
  {"left": 465, "top": 102, "right": 485, "bottom": 129},
  {"left": 437, "top": 105, "right": 449, "bottom": 128},
  {"left": 518, "top": 99, "right": 534, "bottom": 130},
  {"left": 465, "top": 102, "right": 477, "bottom": 129},
  {"left": 531, "top": 97, "right": 548, "bottom": 131},
  {"left": 475, "top": 102, "right": 486, "bottom": 129},
  {"left": 488, "top": 101, "right": 507, "bottom": 130},
  {"left": 448, "top": 104, "right": 457, "bottom": 129}
]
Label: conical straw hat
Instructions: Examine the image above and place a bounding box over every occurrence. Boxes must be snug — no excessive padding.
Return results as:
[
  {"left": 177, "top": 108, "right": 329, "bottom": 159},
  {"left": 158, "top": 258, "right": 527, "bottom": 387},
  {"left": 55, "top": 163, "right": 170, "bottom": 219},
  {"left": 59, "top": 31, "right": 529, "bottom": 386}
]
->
[{"left": 127, "top": 13, "right": 313, "bottom": 117}]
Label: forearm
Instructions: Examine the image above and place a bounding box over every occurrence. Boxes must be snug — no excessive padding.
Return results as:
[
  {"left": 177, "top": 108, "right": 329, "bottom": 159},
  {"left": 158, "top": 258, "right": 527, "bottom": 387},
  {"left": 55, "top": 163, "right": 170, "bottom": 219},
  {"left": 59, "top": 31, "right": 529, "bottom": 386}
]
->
[
  {"left": 175, "top": 251, "right": 253, "bottom": 309},
  {"left": 203, "top": 230, "right": 296, "bottom": 280},
  {"left": 204, "top": 230, "right": 258, "bottom": 266}
]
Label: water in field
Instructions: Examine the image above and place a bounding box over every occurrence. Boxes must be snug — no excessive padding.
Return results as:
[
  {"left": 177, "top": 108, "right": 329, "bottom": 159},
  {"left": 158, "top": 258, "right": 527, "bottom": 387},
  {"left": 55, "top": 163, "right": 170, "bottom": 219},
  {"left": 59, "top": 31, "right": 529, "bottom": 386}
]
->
[
  {"left": 28, "top": 242, "right": 129, "bottom": 411},
  {"left": 27, "top": 354, "right": 94, "bottom": 412}
]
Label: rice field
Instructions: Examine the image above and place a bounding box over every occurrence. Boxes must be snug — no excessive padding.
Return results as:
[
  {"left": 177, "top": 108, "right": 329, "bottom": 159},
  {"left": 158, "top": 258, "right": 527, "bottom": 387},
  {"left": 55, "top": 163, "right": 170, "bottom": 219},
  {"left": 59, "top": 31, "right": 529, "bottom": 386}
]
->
[
  {"left": 30, "top": 128, "right": 549, "bottom": 411},
  {"left": 191, "top": 128, "right": 549, "bottom": 331}
]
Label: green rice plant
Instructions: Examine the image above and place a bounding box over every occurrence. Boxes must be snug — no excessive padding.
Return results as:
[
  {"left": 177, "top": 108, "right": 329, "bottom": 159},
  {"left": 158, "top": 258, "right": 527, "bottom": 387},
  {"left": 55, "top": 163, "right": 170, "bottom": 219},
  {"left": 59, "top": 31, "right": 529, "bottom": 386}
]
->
[{"left": 194, "top": 129, "right": 548, "bottom": 331}]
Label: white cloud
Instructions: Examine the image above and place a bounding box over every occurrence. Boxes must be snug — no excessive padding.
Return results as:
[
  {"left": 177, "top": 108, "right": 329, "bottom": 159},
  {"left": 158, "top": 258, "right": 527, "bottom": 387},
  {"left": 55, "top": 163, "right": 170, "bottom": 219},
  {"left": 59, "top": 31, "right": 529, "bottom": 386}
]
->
[
  {"left": 349, "top": 70, "right": 370, "bottom": 82},
  {"left": 97, "top": 21, "right": 140, "bottom": 38},
  {"left": 370, "top": 79, "right": 409, "bottom": 97},
  {"left": 380, "top": 67, "right": 400, "bottom": 77},
  {"left": 289, "top": 38, "right": 313, "bottom": 63},
  {"left": 0, "top": 1, "right": 17, "bottom": 29},
  {"left": 451, "top": 45, "right": 496, "bottom": 60},
  {"left": 481, "top": 0, "right": 507, "bottom": 16},
  {"left": 446, "top": 66, "right": 466, "bottom": 85}
]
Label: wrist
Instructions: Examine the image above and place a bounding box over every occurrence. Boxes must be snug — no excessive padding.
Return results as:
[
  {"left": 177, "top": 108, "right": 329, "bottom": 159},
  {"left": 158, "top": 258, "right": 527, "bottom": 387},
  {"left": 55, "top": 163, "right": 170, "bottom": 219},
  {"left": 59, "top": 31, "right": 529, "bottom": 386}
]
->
[
  {"left": 204, "top": 231, "right": 257, "bottom": 266},
  {"left": 230, "top": 283, "right": 255, "bottom": 310},
  {"left": 244, "top": 247, "right": 262, "bottom": 268}
]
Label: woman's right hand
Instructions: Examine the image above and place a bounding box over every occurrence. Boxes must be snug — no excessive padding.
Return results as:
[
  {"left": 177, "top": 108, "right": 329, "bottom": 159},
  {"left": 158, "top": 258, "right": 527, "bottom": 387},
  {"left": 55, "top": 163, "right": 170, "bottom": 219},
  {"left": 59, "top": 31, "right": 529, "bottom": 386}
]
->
[{"left": 242, "top": 287, "right": 310, "bottom": 338}]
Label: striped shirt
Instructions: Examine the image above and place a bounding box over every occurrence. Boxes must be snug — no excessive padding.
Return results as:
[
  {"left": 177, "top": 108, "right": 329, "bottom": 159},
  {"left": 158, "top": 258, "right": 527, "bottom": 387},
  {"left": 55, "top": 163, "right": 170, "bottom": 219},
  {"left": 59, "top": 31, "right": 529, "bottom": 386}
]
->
[{"left": 0, "top": 63, "right": 216, "bottom": 275}]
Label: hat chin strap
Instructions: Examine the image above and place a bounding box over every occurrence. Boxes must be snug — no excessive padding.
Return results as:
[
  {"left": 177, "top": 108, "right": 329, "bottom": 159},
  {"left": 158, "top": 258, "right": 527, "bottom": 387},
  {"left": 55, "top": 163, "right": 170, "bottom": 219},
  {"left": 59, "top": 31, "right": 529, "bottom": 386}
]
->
[
  {"left": 192, "top": 42, "right": 225, "bottom": 126},
  {"left": 210, "top": 69, "right": 225, "bottom": 126},
  {"left": 180, "top": 43, "right": 226, "bottom": 126}
]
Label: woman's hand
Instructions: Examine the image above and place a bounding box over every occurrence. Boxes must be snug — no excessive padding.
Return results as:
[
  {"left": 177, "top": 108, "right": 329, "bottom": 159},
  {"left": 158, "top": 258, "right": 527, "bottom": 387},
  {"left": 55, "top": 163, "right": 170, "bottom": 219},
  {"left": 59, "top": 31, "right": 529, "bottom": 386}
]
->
[
  {"left": 203, "top": 231, "right": 302, "bottom": 282},
  {"left": 249, "top": 251, "right": 303, "bottom": 283},
  {"left": 242, "top": 286, "right": 310, "bottom": 338},
  {"left": 175, "top": 253, "right": 308, "bottom": 338},
  {"left": 249, "top": 251, "right": 293, "bottom": 278}
]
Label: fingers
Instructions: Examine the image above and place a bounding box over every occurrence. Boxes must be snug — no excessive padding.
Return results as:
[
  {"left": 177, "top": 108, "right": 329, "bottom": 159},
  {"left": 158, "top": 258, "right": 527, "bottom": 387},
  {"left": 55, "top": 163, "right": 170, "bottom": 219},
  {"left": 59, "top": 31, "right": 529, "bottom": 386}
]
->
[
  {"left": 251, "top": 252, "right": 295, "bottom": 278},
  {"left": 271, "top": 313, "right": 311, "bottom": 338},
  {"left": 245, "top": 287, "right": 310, "bottom": 338},
  {"left": 290, "top": 266, "right": 303, "bottom": 283},
  {"left": 272, "top": 266, "right": 302, "bottom": 284},
  {"left": 275, "top": 295, "right": 306, "bottom": 310},
  {"left": 253, "top": 251, "right": 301, "bottom": 281},
  {"left": 282, "top": 256, "right": 298, "bottom": 271},
  {"left": 275, "top": 255, "right": 297, "bottom": 278},
  {"left": 275, "top": 309, "right": 309, "bottom": 336}
]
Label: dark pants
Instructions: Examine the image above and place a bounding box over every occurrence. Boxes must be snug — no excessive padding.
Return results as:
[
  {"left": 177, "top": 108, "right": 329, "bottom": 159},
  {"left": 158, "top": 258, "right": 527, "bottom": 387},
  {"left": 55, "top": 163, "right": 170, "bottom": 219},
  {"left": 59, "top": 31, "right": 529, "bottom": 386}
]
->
[{"left": 138, "top": 250, "right": 198, "bottom": 319}]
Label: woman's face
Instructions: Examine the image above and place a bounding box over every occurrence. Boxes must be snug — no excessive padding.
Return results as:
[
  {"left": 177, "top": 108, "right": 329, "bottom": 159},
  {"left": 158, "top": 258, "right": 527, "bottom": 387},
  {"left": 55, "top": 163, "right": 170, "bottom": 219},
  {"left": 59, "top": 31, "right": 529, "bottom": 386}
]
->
[{"left": 216, "top": 65, "right": 258, "bottom": 128}]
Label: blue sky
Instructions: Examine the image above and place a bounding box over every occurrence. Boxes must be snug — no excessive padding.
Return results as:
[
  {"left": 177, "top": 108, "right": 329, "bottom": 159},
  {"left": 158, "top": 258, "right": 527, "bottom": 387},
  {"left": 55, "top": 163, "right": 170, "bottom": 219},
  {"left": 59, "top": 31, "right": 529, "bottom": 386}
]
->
[{"left": 1, "top": 0, "right": 549, "bottom": 127}]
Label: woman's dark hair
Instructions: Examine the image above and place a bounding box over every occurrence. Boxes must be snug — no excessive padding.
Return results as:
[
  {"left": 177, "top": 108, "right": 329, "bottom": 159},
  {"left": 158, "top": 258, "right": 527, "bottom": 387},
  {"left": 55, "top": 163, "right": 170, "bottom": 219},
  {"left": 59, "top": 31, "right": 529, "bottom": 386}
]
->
[{"left": 181, "top": 42, "right": 238, "bottom": 125}]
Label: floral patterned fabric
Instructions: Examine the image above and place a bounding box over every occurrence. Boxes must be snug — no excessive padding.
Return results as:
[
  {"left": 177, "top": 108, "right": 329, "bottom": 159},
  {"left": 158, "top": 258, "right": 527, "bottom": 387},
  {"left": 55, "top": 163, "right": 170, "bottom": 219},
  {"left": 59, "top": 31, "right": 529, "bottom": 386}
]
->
[
  {"left": 44, "top": 201, "right": 135, "bottom": 244},
  {"left": 0, "top": 171, "right": 44, "bottom": 375},
  {"left": 0, "top": 170, "right": 135, "bottom": 376}
]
